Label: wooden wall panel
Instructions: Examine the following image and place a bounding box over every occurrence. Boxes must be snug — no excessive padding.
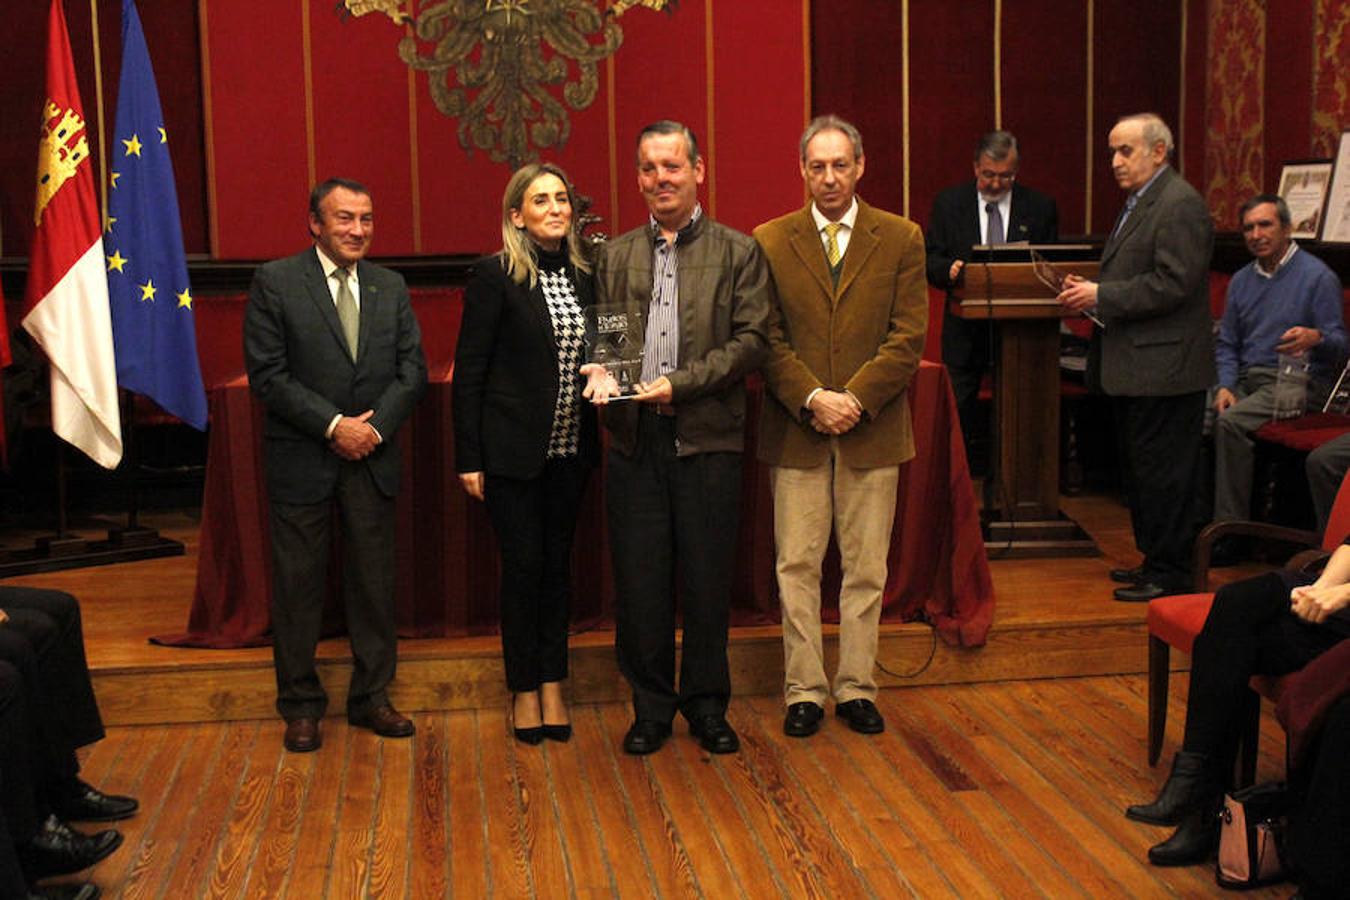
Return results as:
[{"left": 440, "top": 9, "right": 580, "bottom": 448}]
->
[
  {"left": 1002, "top": 2, "right": 1090, "bottom": 234},
  {"left": 307, "top": 6, "right": 415, "bottom": 254},
  {"left": 202, "top": 0, "right": 310, "bottom": 258},
  {"left": 1090, "top": 0, "right": 1183, "bottom": 234},
  {"left": 709, "top": 0, "right": 809, "bottom": 233},
  {"left": 809, "top": 0, "right": 905, "bottom": 216},
  {"left": 906, "top": 0, "right": 996, "bottom": 226}
]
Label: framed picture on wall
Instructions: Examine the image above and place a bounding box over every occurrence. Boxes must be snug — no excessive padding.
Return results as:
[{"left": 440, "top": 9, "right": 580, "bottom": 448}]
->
[
  {"left": 1320, "top": 131, "right": 1350, "bottom": 243},
  {"left": 1277, "top": 159, "right": 1333, "bottom": 240}
]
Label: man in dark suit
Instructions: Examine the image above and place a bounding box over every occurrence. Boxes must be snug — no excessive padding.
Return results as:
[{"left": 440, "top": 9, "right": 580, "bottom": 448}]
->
[
  {"left": 1059, "top": 113, "right": 1215, "bottom": 601},
  {"left": 754, "top": 115, "right": 927, "bottom": 738},
  {"left": 244, "top": 178, "right": 427, "bottom": 751},
  {"left": 925, "top": 131, "right": 1058, "bottom": 467}
]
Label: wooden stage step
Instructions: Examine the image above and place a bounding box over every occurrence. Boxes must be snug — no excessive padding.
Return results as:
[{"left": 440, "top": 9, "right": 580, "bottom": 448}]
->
[
  {"left": 86, "top": 614, "right": 1153, "bottom": 727},
  {"left": 0, "top": 496, "right": 1268, "bottom": 728}
]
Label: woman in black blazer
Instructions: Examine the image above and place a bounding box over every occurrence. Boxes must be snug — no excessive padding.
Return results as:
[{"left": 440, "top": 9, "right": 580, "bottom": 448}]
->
[{"left": 453, "top": 163, "right": 598, "bottom": 744}]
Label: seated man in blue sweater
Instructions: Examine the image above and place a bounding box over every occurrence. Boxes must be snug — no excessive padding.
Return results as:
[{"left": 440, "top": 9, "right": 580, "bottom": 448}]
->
[{"left": 1213, "top": 194, "right": 1346, "bottom": 544}]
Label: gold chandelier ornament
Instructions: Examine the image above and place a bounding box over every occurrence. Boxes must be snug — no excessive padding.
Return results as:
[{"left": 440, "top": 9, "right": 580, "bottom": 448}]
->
[{"left": 343, "top": 0, "right": 675, "bottom": 169}]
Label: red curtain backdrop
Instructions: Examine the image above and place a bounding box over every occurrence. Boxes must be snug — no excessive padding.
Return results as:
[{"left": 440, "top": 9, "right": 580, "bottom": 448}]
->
[
  {"left": 200, "top": 0, "right": 808, "bottom": 259},
  {"left": 0, "top": 0, "right": 207, "bottom": 258},
  {"left": 4, "top": 2, "right": 1350, "bottom": 262}
]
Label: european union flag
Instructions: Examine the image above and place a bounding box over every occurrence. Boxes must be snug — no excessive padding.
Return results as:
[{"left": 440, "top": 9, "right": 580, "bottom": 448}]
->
[{"left": 104, "top": 0, "right": 207, "bottom": 430}]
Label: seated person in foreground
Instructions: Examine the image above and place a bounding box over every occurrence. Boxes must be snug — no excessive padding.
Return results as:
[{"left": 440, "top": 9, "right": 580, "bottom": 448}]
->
[
  {"left": 0, "top": 660, "right": 118, "bottom": 898},
  {"left": 1212, "top": 194, "right": 1345, "bottom": 550},
  {"left": 1307, "top": 431, "right": 1350, "bottom": 534},
  {"left": 0, "top": 587, "right": 137, "bottom": 822},
  {"left": 1123, "top": 544, "right": 1349, "bottom": 866}
]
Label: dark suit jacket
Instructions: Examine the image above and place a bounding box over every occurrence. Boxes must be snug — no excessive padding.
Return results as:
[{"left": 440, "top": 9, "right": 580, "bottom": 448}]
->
[
  {"left": 452, "top": 254, "right": 599, "bottom": 479},
  {"left": 243, "top": 247, "right": 427, "bottom": 504},
  {"left": 1093, "top": 166, "right": 1215, "bottom": 396},
  {"left": 924, "top": 181, "right": 1059, "bottom": 290},
  {"left": 753, "top": 200, "right": 928, "bottom": 469}
]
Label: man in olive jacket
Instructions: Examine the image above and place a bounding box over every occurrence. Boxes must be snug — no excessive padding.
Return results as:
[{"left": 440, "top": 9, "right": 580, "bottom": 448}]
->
[
  {"left": 754, "top": 116, "right": 928, "bottom": 738},
  {"left": 591, "top": 121, "right": 769, "bottom": 757}
]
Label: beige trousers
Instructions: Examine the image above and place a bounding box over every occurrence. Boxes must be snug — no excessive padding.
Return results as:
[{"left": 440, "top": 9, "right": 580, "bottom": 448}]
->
[{"left": 770, "top": 446, "right": 898, "bottom": 706}]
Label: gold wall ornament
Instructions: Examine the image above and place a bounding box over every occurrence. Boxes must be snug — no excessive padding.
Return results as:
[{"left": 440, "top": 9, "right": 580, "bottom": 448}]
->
[
  {"left": 340, "top": 0, "right": 410, "bottom": 24},
  {"left": 386, "top": 0, "right": 674, "bottom": 169}
]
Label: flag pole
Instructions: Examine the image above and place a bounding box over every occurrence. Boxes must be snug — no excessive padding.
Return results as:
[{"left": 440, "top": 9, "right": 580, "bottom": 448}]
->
[{"left": 89, "top": 0, "right": 108, "bottom": 224}]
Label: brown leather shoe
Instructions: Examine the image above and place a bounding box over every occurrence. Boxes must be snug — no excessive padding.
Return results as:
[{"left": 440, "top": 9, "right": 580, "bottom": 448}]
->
[
  {"left": 283, "top": 717, "right": 321, "bottom": 753},
  {"left": 349, "top": 704, "right": 415, "bottom": 738}
]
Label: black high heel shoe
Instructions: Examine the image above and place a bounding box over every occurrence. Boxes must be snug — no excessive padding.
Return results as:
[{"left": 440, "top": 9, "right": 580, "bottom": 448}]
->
[
  {"left": 511, "top": 694, "right": 544, "bottom": 745},
  {"left": 514, "top": 724, "right": 545, "bottom": 745},
  {"left": 541, "top": 723, "right": 572, "bottom": 743}
]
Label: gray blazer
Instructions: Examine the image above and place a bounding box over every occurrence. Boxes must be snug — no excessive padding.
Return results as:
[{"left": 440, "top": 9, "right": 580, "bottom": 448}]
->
[
  {"left": 243, "top": 248, "right": 427, "bottom": 504},
  {"left": 1094, "top": 166, "right": 1215, "bottom": 397}
]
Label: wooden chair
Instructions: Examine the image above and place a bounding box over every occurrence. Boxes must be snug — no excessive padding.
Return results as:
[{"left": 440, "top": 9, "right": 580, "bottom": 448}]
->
[{"left": 1144, "top": 471, "right": 1350, "bottom": 782}]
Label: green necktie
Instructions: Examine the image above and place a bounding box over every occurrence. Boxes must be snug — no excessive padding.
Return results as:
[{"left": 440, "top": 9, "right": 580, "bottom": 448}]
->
[
  {"left": 824, "top": 222, "right": 843, "bottom": 267},
  {"left": 334, "top": 267, "right": 359, "bottom": 361}
]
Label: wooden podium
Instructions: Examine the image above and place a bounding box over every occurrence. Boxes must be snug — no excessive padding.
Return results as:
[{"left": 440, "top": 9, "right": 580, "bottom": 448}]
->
[{"left": 953, "top": 248, "right": 1099, "bottom": 557}]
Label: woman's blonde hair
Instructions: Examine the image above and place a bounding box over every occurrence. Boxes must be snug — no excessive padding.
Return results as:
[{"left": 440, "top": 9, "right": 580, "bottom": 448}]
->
[{"left": 500, "top": 162, "right": 592, "bottom": 286}]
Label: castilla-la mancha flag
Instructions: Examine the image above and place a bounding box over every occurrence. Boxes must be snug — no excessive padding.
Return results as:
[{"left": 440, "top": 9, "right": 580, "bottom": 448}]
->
[{"left": 23, "top": 0, "right": 122, "bottom": 469}]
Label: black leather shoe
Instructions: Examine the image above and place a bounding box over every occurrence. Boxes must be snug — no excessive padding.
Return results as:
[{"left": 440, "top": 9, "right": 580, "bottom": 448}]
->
[
  {"left": 349, "top": 704, "right": 415, "bottom": 738},
  {"left": 283, "top": 717, "right": 321, "bottom": 752},
  {"left": 689, "top": 715, "right": 739, "bottom": 754},
  {"left": 1109, "top": 565, "right": 1145, "bottom": 584},
  {"left": 1113, "top": 581, "right": 1175, "bottom": 602},
  {"left": 1126, "top": 751, "right": 1212, "bottom": 825},
  {"left": 783, "top": 701, "right": 824, "bottom": 737},
  {"left": 622, "top": 720, "right": 671, "bottom": 755},
  {"left": 836, "top": 698, "right": 885, "bottom": 734},
  {"left": 19, "top": 815, "right": 122, "bottom": 881},
  {"left": 28, "top": 883, "right": 101, "bottom": 900},
  {"left": 54, "top": 779, "right": 138, "bottom": 822},
  {"left": 1148, "top": 805, "right": 1221, "bottom": 866}
]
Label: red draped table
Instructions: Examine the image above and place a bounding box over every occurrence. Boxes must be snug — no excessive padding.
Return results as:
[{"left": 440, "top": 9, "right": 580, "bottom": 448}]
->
[{"left": 158, "top": 290, "right": 993, "bottom": 649}]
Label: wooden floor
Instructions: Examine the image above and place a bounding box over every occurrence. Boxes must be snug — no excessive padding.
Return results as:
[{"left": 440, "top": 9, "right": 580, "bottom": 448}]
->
[
  {"left": 42, "top": 676, "right": 1291, "bottom": 899},
  {"left": 10, "top": 489, "right": 1294, "bottom": 897}
]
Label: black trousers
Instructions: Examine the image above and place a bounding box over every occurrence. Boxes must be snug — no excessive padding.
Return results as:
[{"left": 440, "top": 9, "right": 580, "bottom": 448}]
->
[
  {"left": 0, "top": 796, "right": 25, "bottom": 900},
  {"left": 1183, "top": 572, "right": 1343, "bottom": 760},
  {"left": 484, "top": 457, "right": 590, "bottom": 693},
  {"left": 1113, "top": 391, "right": 1206, "bottom": 587},
  {"left": 269, "top": 462, "right": 397, "bottom": 721},
  {"left": 1288, "top": 694, "right": 1350, "bottom": 899},
  {"left": 606, "top": 411, "right": 741, "bottom": 724},
  {"left": 941, "top": 309, "right": 993, "bottom": 466},
  {"left": 0, "top": 661, "right": 40, "bottom": 848},
  {"left": 0, "top": 587, "right": 103, "bottom": 798}
]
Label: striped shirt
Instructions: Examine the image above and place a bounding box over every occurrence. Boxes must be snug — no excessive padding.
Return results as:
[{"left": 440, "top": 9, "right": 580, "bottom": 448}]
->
[{"left": 641, "top": 206, "right": 701, "bottom": 383}]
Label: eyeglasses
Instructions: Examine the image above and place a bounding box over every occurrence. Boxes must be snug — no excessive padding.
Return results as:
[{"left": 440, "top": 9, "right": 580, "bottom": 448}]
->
[{"left": 977, "top": 171, "right": 1017, "bottom": 183}]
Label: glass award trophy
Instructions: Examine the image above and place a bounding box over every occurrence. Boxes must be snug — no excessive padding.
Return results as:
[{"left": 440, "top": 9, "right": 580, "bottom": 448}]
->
[
  {"left": 586, "top": 305, "right": 645, "bottom": 399},
  {"left": 1031, "top": 247, "right": 1103, "bottom": 328}
]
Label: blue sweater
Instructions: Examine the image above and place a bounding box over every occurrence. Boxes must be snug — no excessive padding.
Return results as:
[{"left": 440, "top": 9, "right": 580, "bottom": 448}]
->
[{"left": 1216, "top": 247, "right": 1346, "bottom": 388}]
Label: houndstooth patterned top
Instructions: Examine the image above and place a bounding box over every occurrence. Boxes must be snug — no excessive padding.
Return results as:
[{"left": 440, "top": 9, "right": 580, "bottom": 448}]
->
[{"left": 537, "top": 249, "right": 585, "bottom": 458}]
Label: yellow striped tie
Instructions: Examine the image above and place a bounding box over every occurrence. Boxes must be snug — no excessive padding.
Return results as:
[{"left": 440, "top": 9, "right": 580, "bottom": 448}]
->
[{"left": 824, "top": 222, "right": 842, "bottom": 267}]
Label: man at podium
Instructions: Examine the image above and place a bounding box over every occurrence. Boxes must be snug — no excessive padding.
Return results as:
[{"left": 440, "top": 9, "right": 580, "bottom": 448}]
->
[{"left": 926, "top": 131, "right": 1059, "bottom": 469}]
